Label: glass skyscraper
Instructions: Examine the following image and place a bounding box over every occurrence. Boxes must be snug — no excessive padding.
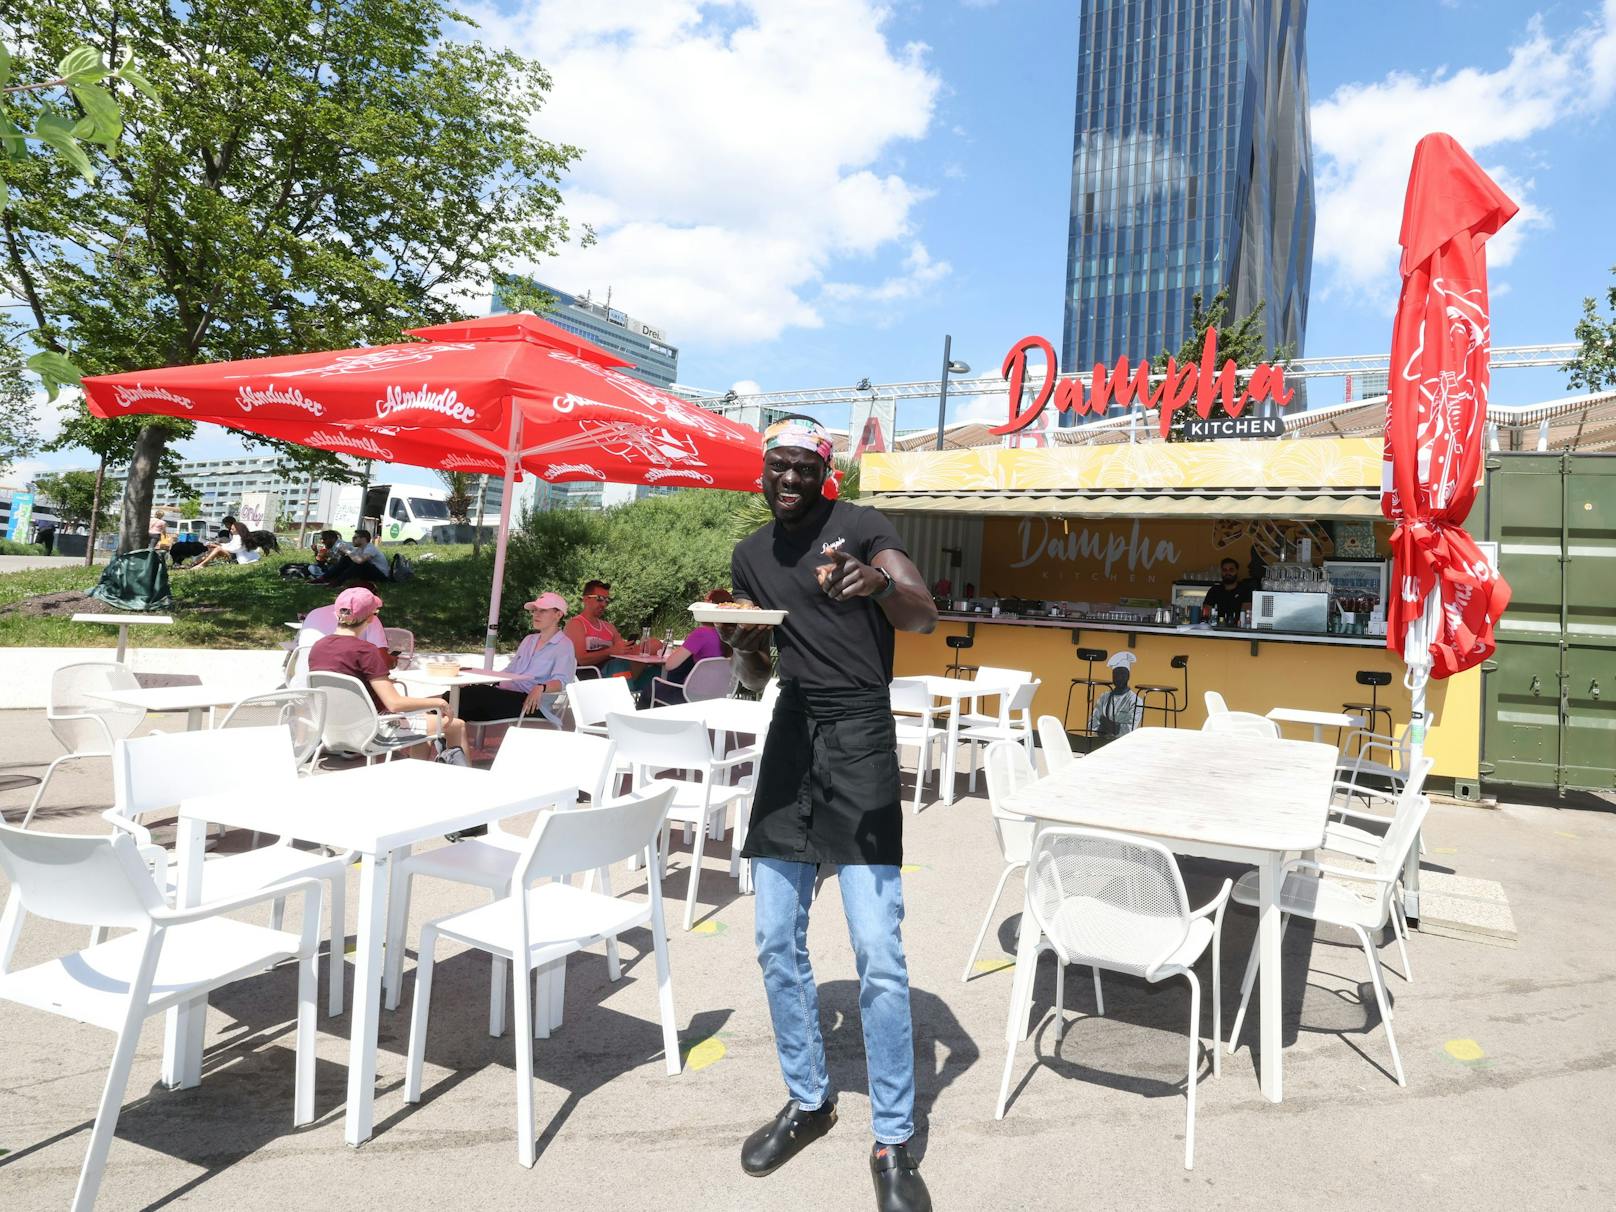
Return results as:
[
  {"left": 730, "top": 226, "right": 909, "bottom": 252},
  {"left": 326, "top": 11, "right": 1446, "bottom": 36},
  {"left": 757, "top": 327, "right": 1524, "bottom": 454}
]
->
[{"left": 1062, "top": 0, "right": 1314, "bottom": 379}]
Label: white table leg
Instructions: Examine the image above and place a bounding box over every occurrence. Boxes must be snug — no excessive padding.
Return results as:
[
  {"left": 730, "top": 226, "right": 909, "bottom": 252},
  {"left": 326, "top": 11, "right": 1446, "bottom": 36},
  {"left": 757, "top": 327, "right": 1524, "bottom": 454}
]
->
[
  {"left": 1402, "top": 829, "right": 1421, "bottom": 921},
  {"left": 1258, "top": 852, "right": 1284, "bottom": 1103},
  {"left": 115, "top": 624, "right": 129, "bottom": 663},
  {"left": 163, "top": 816, "right": 209, "bottom": 1089},
  {"left": 384, "top": 845, "right": 411, "bottom": 1010},
  {"left": 186, "top": 707, "right": 206, "bottom": 732},
  {"left": 942, "top": 698, "right": 961, "bottom": 806},
  {"left": 346, "top": 851, "right": 389, "bottom": 1146}
]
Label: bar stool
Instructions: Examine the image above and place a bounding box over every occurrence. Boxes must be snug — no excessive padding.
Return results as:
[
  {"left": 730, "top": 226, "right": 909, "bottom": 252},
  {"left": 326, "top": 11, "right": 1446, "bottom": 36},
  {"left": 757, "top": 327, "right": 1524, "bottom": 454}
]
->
[
  {"left": 1343, "top": 670, "right": 1395, "bottom": 742},
  {"left": 1063, "top": 647, "right": 1108, "bottom": 733},
  {"left": 1137, "top": 654, "right": 1190, "bottom": 727},
  {"left": 944, "top": 634, "right": 978, "bottom": 678}
]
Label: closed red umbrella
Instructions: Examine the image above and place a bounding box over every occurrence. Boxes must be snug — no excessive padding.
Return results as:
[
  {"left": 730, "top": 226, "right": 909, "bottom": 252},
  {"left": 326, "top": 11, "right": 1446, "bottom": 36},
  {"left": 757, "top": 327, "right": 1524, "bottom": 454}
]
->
[
  {"left": 1382, "top": 133, "right": 1516, "bottom": 919},
  {"left": 83, "top": 312, "right": 763, "bottom": 656}
]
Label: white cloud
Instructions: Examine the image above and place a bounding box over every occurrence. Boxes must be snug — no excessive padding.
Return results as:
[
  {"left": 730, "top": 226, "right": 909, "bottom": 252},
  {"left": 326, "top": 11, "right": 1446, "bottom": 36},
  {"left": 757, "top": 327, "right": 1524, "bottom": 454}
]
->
[
  {"left": 1311, "top": 4, "right": 1616, "bottom": 305},
  {"left": 822, "top": 242, "right": 952, "bottom": 304},
  {"left": 457, "top": 1, "right": 944, "bottom": 346}
]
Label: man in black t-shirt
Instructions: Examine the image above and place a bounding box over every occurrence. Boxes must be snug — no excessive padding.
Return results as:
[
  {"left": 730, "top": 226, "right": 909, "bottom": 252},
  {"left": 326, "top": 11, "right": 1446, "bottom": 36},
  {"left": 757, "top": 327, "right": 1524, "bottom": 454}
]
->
[
  {"left": 722, "top": 417, "right": 937, "bottom": 1212},
  {"left": 1201, "top": 556, "right": 1252, "bottom": 623}
]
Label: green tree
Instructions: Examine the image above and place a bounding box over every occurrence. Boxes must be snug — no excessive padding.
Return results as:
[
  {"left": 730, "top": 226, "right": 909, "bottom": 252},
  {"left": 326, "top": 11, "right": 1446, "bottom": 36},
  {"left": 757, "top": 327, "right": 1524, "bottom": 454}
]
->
[
  {"left": 1564, "top": 265, "right": 1616, "bottom": 396},
  {"left": 437, "top": 470, "right": 475, "bottom": 524},
  {"left": 33, "top": 468, "right": 111, "bottom": 531},
  {"left": 1151, "top": 288, "right": 1292, "bottom": 442},
  {"left": 0, "top": 332, "right": 37, "bottom": 479},
  {"left": 2, "top": 0, "right": 579, "bottom": 555},
  {"left": 180, "top": 494, "right": 202, "bottom": 520}
]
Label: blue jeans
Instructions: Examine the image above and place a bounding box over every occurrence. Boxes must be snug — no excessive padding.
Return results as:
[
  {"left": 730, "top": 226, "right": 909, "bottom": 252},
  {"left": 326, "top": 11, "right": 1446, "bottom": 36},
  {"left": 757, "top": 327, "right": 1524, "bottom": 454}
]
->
[{"left": 752, "top": 858, "right": 915, "bottom": 1144}]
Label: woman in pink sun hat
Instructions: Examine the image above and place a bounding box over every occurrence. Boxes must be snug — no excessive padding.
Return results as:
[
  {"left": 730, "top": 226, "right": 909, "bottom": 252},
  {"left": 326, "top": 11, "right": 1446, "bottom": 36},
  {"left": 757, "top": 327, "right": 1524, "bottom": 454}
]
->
[
  {"left": 307, "top": 586, "right": 467, "bottom": 759},
  {"left": 457, "top": 590, "right": 578, "bottom": 726}
]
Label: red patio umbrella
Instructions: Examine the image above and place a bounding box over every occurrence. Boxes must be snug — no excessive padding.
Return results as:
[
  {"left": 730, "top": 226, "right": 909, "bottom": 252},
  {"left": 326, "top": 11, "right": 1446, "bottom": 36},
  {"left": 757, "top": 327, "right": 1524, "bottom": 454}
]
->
[
  {"left": 83, "top": 312, "right": 764, "bottom": 658},
  {"left": 1382, "top": 133, "right": 1515, "bottom": 916}
]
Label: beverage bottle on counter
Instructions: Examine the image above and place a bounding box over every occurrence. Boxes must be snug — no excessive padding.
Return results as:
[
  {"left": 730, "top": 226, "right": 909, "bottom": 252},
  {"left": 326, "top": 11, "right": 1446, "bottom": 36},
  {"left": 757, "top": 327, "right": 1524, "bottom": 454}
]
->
[{"left": 1239, "top": 604, "right": 1251, "bottom": 629}]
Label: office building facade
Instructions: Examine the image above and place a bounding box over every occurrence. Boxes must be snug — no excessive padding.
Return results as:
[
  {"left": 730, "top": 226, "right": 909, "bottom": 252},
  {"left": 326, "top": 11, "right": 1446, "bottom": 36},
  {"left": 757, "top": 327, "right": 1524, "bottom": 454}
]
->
[{"left": 1062, "top": 0, "right": 1314, "bottom": 380}]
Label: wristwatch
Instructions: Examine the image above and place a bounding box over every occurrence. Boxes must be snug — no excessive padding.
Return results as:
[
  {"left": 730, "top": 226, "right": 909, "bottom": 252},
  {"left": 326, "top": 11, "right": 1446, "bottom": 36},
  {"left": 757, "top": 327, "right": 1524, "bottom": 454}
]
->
[{"left": 871, "top": 566, "right": 897, "bottom": 601}]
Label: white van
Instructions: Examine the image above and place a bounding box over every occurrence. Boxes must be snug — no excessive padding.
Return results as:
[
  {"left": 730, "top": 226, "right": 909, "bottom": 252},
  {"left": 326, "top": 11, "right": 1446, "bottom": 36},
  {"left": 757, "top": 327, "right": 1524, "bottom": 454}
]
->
[{"left": 331, "top": 483, "right": 452, "bottom": 544}]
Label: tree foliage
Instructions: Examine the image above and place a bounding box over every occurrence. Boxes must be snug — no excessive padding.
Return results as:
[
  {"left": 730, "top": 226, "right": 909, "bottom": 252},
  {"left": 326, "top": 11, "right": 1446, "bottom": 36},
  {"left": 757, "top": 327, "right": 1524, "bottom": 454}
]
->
[
  {"left": 1, "top": 0, "right": 580, "bottom": 553},
  {"left": 1152, "top": 288, "right": 1293, "bottom": 442},
  {"left": 0, "top": 333, "right": 37, "bottom": 479},
  {"left": 1564, "top": 264, "right": 1616, "bottom": 394},
  {"left": 437, "top": 470, "right": 475, "bottom": 523},
  {"left": 32, "top": 468, "right": 110, "bottom": 530}
]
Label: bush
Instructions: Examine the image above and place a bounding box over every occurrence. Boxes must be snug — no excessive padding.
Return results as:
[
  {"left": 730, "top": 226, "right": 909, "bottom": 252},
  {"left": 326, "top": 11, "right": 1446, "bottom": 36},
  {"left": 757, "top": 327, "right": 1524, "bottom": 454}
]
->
[
  {"left": 0, "top": 538, "right": 46, "bottom": 555},
  {"left": 500, "top": 490, "right": 752, "bottom": 641}
]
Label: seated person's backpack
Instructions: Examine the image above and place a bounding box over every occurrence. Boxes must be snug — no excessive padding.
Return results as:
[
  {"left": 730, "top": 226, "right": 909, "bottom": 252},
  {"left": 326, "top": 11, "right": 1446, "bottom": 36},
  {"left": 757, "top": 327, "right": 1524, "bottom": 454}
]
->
[{"left": 389, "top": 552, "right": 414, "bottom": 582}]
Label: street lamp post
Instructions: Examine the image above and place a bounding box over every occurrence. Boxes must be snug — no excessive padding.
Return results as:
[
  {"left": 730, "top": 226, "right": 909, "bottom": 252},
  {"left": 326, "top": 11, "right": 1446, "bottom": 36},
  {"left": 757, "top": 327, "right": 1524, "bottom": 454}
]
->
[{"left": 935, "top": 334, "right": 972, "bottom": 450}]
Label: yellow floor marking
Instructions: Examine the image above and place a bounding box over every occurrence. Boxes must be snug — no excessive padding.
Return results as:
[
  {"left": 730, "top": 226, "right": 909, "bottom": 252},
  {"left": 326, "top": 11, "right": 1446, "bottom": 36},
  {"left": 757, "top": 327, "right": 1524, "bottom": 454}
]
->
[
  {"left": 689, "top": 919, "right": 727, "bottom": 936},
  {"left": 900, "top": 864, "right": 926, "bottom": 874},
  {"left": 973, "top": 958, "right": 1016, "bottom": 975},
  {"left": 1444, "top": 1039, "right": 1485, "bottom": 1062},
  {"left": 1433, "top": 846, "right": 1459, "bottom": 855},
  {"left": 682, "top": 1037, "right": 727, "bottom": 1071},
  {"left": 1554, "top": 831, "right": 1579, "bottom": 840}
]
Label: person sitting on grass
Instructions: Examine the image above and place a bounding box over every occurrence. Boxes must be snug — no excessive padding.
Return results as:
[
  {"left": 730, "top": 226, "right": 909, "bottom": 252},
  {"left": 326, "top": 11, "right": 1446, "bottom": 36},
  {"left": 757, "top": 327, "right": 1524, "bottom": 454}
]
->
[
  {"left": 458, "top": 591, "right": 577, "bottom": 726},
  {"left": 642, "top": 587, "right": 733, "bottom": 706},
  {"left": 185, "top": 521, "right": 262, "bottom": 569},
  {"left": 307, "top": 587, "right": 466, "bottom": 761},
  {"left": 322, "top": 528, "right": 391, "bottom": 586}
]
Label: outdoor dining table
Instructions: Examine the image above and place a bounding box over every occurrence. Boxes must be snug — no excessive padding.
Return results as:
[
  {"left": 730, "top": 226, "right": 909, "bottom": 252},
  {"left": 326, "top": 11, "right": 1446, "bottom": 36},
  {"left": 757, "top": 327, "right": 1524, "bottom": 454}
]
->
[
  {"left": 88, "top": 682, "right": 270, "bottom": 731},
  {"left": 169, "top": 759, "right": 575, "bottom": 1146},
  {"left": 1266, "top": 705, "right": 1364, "bottom": 744},
  {"left": 998, "top": 725, "right": 1336, "bottom": 1104},
  {"left": 397, "top": 664, "right": 508, "bottom": 714},
  {"left": 915, "top": 673, "right": 1027, "bottom": 807},
  {"left": 70, "top": 611, "right": 173, "bottom": 661}
]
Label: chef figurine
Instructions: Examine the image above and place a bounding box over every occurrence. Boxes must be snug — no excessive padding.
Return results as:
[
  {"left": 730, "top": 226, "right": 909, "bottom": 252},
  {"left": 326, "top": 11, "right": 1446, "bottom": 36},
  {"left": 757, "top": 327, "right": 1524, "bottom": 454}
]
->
[{"left": 1089, "top": 651, "right": 1143, "bottom": 742}]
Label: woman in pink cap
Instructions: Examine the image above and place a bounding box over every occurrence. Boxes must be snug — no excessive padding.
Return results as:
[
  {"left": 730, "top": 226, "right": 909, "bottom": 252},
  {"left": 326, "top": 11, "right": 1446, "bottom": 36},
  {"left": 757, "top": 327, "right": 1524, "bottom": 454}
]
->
[
  {"left": 308, "top": 586, "right": 467, "bottom": 759},
  {"left": 457, "top": 591, "right": 578, "bottom": 725}
]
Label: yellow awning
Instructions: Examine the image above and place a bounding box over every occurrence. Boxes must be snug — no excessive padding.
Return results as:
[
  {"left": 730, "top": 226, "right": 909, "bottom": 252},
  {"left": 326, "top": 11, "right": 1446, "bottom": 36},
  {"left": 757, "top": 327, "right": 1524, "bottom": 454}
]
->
[{"left": 861, "top": 492, "right": 1382, "bottom": 519}]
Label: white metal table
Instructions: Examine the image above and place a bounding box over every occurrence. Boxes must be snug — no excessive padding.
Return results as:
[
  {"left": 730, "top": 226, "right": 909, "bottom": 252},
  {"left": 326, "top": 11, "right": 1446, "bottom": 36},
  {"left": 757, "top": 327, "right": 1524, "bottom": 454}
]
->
[
  {"left": 89, "top": 683, "right": 268, "bottom": 731},
  {"left": 916, "top": 673, "right": 1025, "bottom": 806},
  {"left": 171, "top": 760, "right": 575, "bottom": 1146},
  {"left": 71, "top": 611, "right": 173, "bottom": 661},
  {"left": 640, "top": 695, "right": 773, "bottom": 737},
  {"left": 1000, "top": 726, "right": 1335, "bottom": 1104},
  {"left": 1266, "top": 705, "right": 1364, "bottom": 743},
  {"left": 398, "top": 665, "right": 507, "bottom": 714}
]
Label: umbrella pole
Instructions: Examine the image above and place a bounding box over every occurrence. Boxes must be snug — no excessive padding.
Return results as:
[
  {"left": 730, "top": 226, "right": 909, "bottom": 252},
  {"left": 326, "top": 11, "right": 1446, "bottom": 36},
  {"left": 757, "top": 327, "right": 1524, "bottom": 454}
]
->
[
  {"left": 1400, "top": 589, "right": 1442, "bottom": 923},
  {"left": 483, "top": 413, "right": 522, "bottom": 668}
]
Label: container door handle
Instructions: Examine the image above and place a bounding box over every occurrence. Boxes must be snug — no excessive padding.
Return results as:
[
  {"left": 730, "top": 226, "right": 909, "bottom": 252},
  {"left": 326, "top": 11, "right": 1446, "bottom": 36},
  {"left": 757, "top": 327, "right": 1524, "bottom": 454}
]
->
[
  {"left": 1529, "top": 675, "right": 1541, "bottom": 696},
  {"left": 1591, "top": 679, "right": 1601, "bottom": 701}
]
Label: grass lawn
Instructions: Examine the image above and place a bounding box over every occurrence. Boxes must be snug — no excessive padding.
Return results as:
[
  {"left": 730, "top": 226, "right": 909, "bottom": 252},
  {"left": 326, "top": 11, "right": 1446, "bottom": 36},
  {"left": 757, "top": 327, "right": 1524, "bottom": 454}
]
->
[{"left": 0, "top": 545, "right": 503, "bottom": 650}]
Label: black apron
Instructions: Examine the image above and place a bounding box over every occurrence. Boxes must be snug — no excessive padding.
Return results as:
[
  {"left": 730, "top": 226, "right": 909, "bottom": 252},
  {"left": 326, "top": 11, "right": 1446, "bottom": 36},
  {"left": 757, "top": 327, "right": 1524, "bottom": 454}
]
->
[{"left": 742, "top": 679, "right": 903, "bottom": 868}]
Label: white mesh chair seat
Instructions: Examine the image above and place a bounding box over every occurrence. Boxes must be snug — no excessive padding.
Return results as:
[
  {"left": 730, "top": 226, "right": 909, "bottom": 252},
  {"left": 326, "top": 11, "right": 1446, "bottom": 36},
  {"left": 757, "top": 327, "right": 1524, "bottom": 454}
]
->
[
  {"left": 308, "top": 671, "right": 433, "bottom": 761},
  {"left": 25, "top": 662, "right": 145, "bottom": 826},
  {"left": 1322, "top": 820, "right": 1384, "bottom": 862},
  {"left": 429, "top": 881, "right": 650, "bottom": 963},
  {"left": 1232, "top": 869, "right": 1383, "bottom": 930},
  {"left": 1227, "top": 758, "right": 1435, "bottom": 1088},
  {"left": 997, "top": 825, "right": 1231, "bottom": 1170}
]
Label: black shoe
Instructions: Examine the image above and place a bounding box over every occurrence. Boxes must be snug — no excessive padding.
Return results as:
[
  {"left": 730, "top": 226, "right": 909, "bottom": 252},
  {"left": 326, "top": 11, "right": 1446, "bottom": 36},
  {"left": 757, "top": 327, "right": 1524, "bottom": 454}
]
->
[
  {"left": 740, "top": 1100, "right": 837, "bottom": 1177},
  {"left": 871, "top": 1140, "right": 931, "bottom": 1212}
]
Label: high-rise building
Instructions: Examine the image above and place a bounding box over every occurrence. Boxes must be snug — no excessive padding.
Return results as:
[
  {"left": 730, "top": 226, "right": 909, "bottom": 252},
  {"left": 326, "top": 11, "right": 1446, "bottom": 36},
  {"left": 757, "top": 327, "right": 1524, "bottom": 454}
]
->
[
  {"left": 491, "top": 279, "right": 679, "bottom": 389},
  {"left": 1062, "top": 0, "right": 1314, "bottom": 383}
]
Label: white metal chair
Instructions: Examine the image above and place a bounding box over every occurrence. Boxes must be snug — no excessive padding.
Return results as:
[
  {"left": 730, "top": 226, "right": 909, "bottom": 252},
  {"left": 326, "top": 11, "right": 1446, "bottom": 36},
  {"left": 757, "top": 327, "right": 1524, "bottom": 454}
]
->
[
  {"left": 961, "top": 741, "right": 1058, "bottom": 985},
  {"left": 1200, "top": 711, "right": 1279, "bottom": 738},
  {"left": 404, "top": 786, "right": 681, "bottom": 1168},
  {"left": 307, "top": 670, "right": 438, "bottom": 762},
  {"left": 108, "top": 727, "right": 353, "bottom": 1015},
  {"left": 1203, "top": 689, "right": 1229, "bottom": 715},
  {"left": 568, "top": 675, "right": 636, "bottom": 737},
  {"left": 218, "top": 689, "right": 326, "bottom": 774},
  {"left": 383, "top": 626, "right": 416, "bottom": 660},
  {"left": 958, "top": 665, "right": 1035, "bottom": 731},
  {"left": 962, "top": 679, "right": 1041, "bottom": 791},
  {"left": 1226, "top": 759, "right": 1435, "bottom": 1086},
  {"left": 996, "top": 826, "right": 1230, "bottom": 1170},
  {"left": 606, "top": 712, "right": 754, "bottom": 928},
  {"left": 1336, "top": 726, "right": 1412, "bottom": 796},
  {"left": 0, "top": 821, "right": 321, "bottom": 1212},
  {"left": 651, "top": 656, "right": 733, "bottom": 706},
  {"left": 23, "top": 662, "right": 145, "bottom": 827},
  {"left": 1035, "top": 714, "right": 1077, "bottom": 775},
  {"left": 891, "top": 677, "right": 946, "bottom": 814},
  {"left": 383, "top": 729, "right": 623, "bottom": 1034}
]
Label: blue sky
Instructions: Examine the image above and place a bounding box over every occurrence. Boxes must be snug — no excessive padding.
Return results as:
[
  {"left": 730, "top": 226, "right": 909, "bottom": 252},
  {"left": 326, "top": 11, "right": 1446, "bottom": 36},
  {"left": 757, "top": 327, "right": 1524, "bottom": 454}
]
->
[{"left": 19, "top": 0, "right": 1616, "bottom": 484}]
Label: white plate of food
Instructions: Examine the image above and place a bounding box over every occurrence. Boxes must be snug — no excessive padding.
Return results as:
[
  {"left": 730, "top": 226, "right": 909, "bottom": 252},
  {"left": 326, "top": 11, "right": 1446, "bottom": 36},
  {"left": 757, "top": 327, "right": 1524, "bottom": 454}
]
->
[{"left": 689, "top": 603, "right": 787, "bottom": 625}]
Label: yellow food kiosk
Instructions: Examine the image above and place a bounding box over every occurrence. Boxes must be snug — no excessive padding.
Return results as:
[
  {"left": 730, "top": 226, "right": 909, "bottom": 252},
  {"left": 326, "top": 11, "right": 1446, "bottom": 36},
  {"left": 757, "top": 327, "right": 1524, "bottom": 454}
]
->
[{"left": 863, "top": 435, "right": 1481, "bottom": 783}]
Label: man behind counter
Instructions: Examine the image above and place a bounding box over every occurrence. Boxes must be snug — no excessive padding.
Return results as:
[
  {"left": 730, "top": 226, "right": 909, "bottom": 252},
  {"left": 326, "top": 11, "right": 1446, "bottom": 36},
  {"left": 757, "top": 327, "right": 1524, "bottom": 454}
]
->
[{"left": 1201, "top": 557, "right": 1252, "bottom": 624}]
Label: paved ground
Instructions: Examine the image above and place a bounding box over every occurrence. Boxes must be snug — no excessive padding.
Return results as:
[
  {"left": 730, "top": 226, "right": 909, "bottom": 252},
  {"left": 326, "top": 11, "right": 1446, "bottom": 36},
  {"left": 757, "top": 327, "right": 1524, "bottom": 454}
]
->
[
  {"left": 1, "top": 708, "right": 1613, "bottom": 1211},
  {"left": 0, "top": 554, "right": 87, "bottom": 573}
]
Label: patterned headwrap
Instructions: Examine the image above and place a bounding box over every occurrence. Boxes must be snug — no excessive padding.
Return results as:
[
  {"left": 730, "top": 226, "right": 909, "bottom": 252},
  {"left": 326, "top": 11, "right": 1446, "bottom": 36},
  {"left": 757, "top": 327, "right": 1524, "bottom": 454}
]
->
[{"left": 763, "top": 416, "right": 833, "bottom": 464}]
